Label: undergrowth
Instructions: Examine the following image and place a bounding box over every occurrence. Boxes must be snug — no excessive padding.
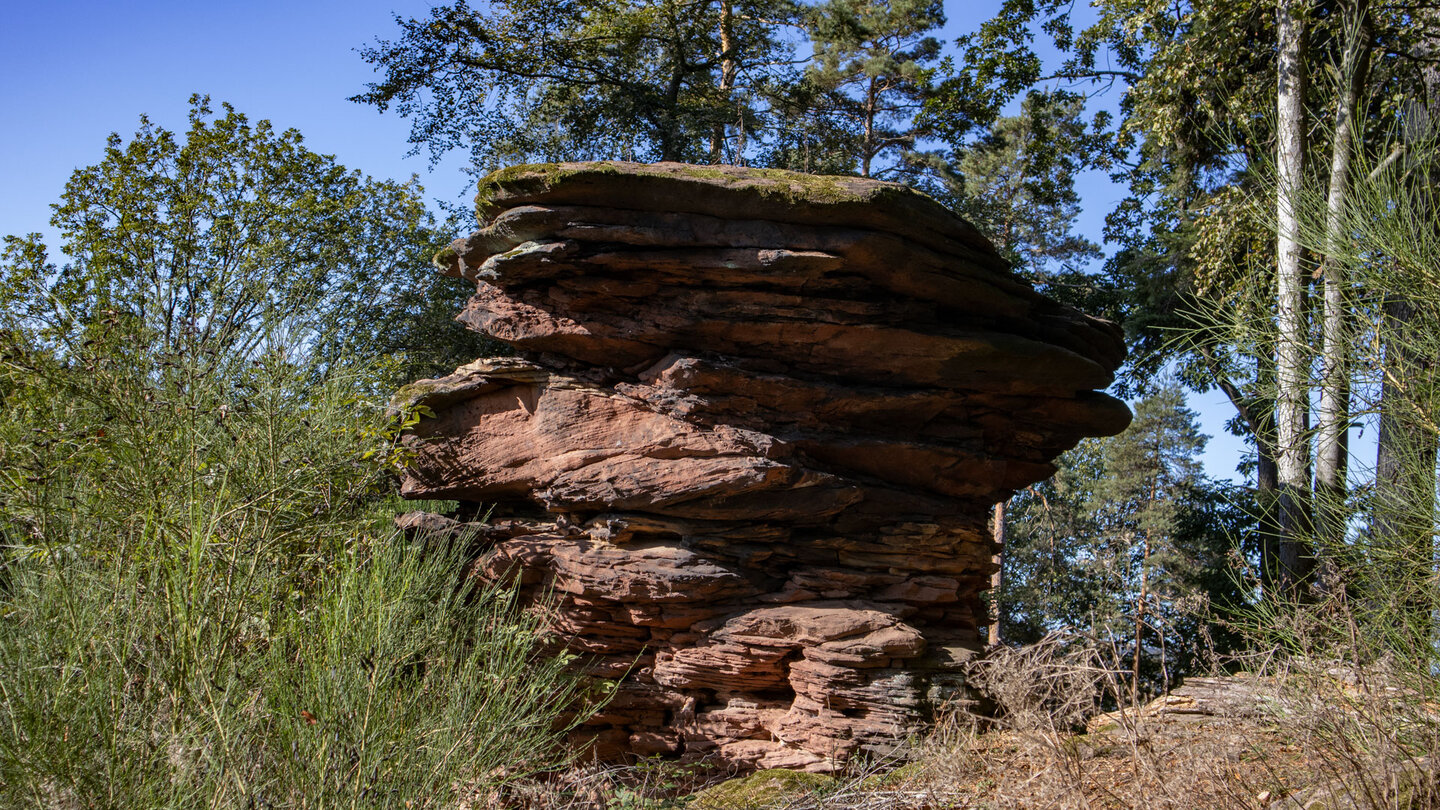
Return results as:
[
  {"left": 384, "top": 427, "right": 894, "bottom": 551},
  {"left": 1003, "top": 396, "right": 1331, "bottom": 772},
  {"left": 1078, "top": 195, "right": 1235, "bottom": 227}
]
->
[{"left": 0, "top": 319, "right": 585, "bottom": 809}]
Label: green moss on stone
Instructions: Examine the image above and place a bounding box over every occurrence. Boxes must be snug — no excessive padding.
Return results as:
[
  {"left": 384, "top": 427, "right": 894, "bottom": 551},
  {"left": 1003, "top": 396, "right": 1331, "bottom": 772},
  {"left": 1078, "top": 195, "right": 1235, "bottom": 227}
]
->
[
  {"left": 858, "top": 761, "right": 924, "bottom": 790},
  {"left": 474, "top": 161, "right": 624, "bottom": 221},
  {"left": 472, "top": 161, "right": 934, "bottom": 223},
  {"left": 669, "top": 166, "right": 731, "bottom": 181},
  {"left": 432, "top": 244, "right": 460, "bottom": 273},
  {"left": 664, "top": 164, "right": 859, "bottom": 206},
  {"left": 689, "top": 769, "right": 836, "bottom": 810},
  {"left": 473, "top": 163, "right": 551, "bottom": 221},
  {"left": 389, "top": 377, "right": 451, "bottom": 415}
]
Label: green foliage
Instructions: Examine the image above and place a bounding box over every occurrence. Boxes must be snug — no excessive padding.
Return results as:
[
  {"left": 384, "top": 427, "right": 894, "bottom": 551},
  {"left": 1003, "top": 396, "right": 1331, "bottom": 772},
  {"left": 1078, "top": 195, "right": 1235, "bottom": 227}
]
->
[
  {"left": 689, "top": 768, "right": 836, "bottom": 809},
  {"left": 1206, "top": 121, "right": 1440, "bottom": 654},
  {"left": 0, "top": 96, "right": 492, "bottom": 392},
  {"left": 998, "top": 385, "right": 1253, "bottom": 691},
  {"left": 0, "top": 101, "right": 581, "bottom": 808},
  {"left": 931, "top": 0, "right": 1433, "bottom": 395},
  {"left": 952, "top": 92, "right": 1109, "bottom": 285},
  {"left": 353, "top": 0, "right": 799, "bottom": 167},
  {"left": 999, "top": 438, "right": 1109, "bottom": 644},
  {"left": 0, "top": 520, "right": 579, "bottom": 808},
  {"left": 352, "top": 0, "right": 1134, "bottom": 285},
  {"left": 0, "top": 326, "right": 584, "bottom": 806},
  {"left": 929, "top": 29, "right": 1122, "bottom": 309},
  {"left": 357, "top": 0, "right": 954, "bottom": 190},
  {"left": 311, "top": 208, "right": 507, "bottom": 389},
  {"left": 769, "top": 0, "right": 945, "bottom": 181},
  {"left": 925, "top": 0, "right": 1063, "bottom": 143}
]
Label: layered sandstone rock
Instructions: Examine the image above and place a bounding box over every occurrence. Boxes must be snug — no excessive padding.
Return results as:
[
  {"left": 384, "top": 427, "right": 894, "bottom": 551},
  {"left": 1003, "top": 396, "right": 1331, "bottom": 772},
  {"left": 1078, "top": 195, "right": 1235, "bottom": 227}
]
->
[{"left": 396, "top": 162, "right": 1130, "bottom": 772}]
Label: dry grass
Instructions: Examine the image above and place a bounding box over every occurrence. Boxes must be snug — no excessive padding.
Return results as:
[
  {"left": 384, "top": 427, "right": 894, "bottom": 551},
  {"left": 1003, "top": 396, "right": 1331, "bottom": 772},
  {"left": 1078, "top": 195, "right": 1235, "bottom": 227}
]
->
[
  {"left": 1255, "top": 656, "right": 1440, "bottom": 810},
  {"left": 892, "top": 637, "right": 1284, "bottom": 809},
  {"left": 892, "top": 638, "right": 1440, "bottom": 810},
  {"left": 453, "top": 633, "right": 1440, "bottom": 810},
  {"left": 902, "top": 703, "right": 1301, "bottom": 809}
]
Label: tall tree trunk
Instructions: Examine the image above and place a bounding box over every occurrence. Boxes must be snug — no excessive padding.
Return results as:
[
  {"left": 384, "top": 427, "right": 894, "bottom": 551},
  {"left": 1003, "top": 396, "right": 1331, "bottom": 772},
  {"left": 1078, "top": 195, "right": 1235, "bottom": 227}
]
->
[
  {"left": 658, "top": 18, "right": 687, "bottom": 164},
  {"left": 1372, "top": 14, "right": 1440, "bottom": 638},
  {"left": 709, "top": 0, "right": 737, "bottom": 164},
  {"left": 1374, "top": 296, "right": 1437, "bottom": 533},
  {"left": 1373, "top": 294, "right": 1438, "bottom": 638},
  {"left": 1274, "top": 0, "right": 1315, "bottom": 595},
  {"left": 862, "top": 77, "right": 877, "bottom": 177},
  {"left": 1133, "top": 528, "right": 1151, "bottom": 704},
  {"left": 989, "top": 500, "right": 1005, "bottom": 647},
  {"left": 1257, "top": 438, "right": 1282, "bottom": 591},
  {"left": 1315, "top": 0, "right": 1371, "bottom": 556},
  {"left": 1201, "top": 348, "right": 1284, "bottom": 595},
  {"left": 659, "top": 63, "right": 685, "bottom": 162}
]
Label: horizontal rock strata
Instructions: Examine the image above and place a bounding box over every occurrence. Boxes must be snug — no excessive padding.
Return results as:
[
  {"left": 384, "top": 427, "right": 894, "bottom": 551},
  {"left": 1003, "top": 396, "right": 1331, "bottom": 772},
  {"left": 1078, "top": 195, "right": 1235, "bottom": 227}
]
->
[{"left": 397, "top": 161, "right": 1130, "bottom": 772}]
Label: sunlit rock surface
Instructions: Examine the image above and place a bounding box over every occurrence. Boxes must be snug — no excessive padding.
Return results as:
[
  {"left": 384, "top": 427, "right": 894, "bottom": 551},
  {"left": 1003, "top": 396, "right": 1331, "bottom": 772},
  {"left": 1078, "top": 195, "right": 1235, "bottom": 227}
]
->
[{"left": 396, "top": 161, "right": 1130, "bottom": 771}]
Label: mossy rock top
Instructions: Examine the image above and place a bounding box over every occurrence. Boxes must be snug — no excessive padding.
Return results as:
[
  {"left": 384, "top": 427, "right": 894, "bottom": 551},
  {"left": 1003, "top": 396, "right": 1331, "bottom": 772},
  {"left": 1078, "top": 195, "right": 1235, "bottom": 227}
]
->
[
  {"left": 688, "top": 768, "right": 837, "bottom": 810},
  {"left": 470, "top": 161, "right": 999, "bottom": 263},
  {"left": 388, "top": 356, "right": 547, "bottom": 417}
]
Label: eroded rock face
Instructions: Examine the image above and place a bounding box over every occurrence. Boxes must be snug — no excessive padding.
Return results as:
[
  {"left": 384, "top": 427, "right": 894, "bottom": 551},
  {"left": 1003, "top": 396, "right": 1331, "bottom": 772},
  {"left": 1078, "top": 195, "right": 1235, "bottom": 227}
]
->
[{"left": 396, "top": 162, "right": 1130, "bottom": 772}]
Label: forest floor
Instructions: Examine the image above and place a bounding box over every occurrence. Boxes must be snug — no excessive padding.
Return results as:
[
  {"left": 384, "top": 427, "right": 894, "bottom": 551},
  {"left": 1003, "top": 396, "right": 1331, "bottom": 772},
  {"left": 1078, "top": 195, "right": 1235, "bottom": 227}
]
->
[
  {"left": 477, "top": 671, "right": 1439, "bottom": 810},
  {"left": 877, "top": 677, "right": 1323, "bottom": 810}
]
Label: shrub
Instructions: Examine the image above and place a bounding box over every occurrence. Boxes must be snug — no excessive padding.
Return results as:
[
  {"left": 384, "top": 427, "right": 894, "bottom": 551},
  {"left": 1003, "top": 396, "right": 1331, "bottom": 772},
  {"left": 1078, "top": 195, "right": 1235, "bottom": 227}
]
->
[{"left": 0, "top": 331, "right": 583, "bottom": 809}]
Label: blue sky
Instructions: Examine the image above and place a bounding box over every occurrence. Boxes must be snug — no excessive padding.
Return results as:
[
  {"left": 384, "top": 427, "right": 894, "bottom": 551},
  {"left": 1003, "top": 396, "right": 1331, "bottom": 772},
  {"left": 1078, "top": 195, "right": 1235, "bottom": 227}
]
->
[
  {"left": 0, "top": 0, "right": 1251, "bottom": 481},
  {"left": 1, "top": 0, "right": 472, "bottom": 239}
]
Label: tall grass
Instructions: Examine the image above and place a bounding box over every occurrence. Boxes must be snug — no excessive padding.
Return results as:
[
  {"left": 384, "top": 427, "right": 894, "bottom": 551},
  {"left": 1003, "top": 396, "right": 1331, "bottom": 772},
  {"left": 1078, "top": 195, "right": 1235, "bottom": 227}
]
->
[
  {"left": 1162, "top": 119, "right": 1440, "bottom": 808},
  {"left": 0, "top": 321, "right": 584, "bottom": 809}
]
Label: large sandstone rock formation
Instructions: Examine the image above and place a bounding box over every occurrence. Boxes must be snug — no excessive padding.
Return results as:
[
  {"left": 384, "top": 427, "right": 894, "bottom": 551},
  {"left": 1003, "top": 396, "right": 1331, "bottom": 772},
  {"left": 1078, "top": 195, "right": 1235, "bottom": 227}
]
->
[{"left": 395, "top": 162, "right": 1130, "bottom": 772}]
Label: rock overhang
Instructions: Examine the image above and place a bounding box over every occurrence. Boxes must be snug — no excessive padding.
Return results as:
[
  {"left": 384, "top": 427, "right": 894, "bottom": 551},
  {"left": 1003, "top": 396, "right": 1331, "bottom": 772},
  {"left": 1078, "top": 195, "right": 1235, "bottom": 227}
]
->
[{"left": 397, "top": 161, "right": 1130, "bottom": 771}]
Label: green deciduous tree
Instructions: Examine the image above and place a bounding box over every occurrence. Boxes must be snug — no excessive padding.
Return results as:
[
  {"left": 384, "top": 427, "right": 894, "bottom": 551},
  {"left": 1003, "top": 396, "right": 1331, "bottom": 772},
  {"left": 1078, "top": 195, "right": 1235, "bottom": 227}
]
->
[
  {"left": 934, "top": 0, "right": 1440, "bottom": 607},
  {"left": 0, "top": 96, "right": 488, "bottom": 388},
  {"left": 0, "top": 100, "right": 585, "bottom": 807}
]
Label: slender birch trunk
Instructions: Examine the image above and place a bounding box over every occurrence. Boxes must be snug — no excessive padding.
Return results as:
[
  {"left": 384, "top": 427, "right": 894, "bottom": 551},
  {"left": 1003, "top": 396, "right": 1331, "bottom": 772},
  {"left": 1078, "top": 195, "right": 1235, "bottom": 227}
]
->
[
  {"left": 709, "top": 0, "right": 738, "bottom": 164},
  {"left": 1274, "top": 0, "right": 1315, "bottom": 595},
  {"left": 1315, "top": 0, "right": 1370, "bottom": 554}
]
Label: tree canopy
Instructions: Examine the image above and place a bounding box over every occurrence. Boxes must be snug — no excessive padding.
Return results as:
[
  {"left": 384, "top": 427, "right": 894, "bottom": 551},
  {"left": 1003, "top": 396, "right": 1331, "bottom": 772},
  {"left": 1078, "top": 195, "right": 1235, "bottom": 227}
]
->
[
  {"left": 0, "top": 95, "right": 490, "bottom": 387},
  {"left": 998, "top": 385, "right": 1252, "bottom": 690},
  {"left": 353, "top": 0, "right": 801, "bottom": 167},
  {"left": 793, "top": 0, "right": 945, "bottom": 179}
]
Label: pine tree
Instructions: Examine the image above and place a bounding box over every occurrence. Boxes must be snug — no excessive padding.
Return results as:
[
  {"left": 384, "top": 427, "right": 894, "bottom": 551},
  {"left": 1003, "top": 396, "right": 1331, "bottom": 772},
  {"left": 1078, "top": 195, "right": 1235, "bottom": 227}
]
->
[
  {"left": 353, "top": 0, "right": 799, "bottom": 169},
  {"left": 997, "top": 385, "right": 1251, "bottom": 693},
  {"left": 781, "top": 0, "right": 945, "bottom": 180},
  {"left": 1091, "top": 386, "right": 1207, "bottom": 695},
  {"left": 952, "top": 91, "right": 1107, "bottom": 281}
]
